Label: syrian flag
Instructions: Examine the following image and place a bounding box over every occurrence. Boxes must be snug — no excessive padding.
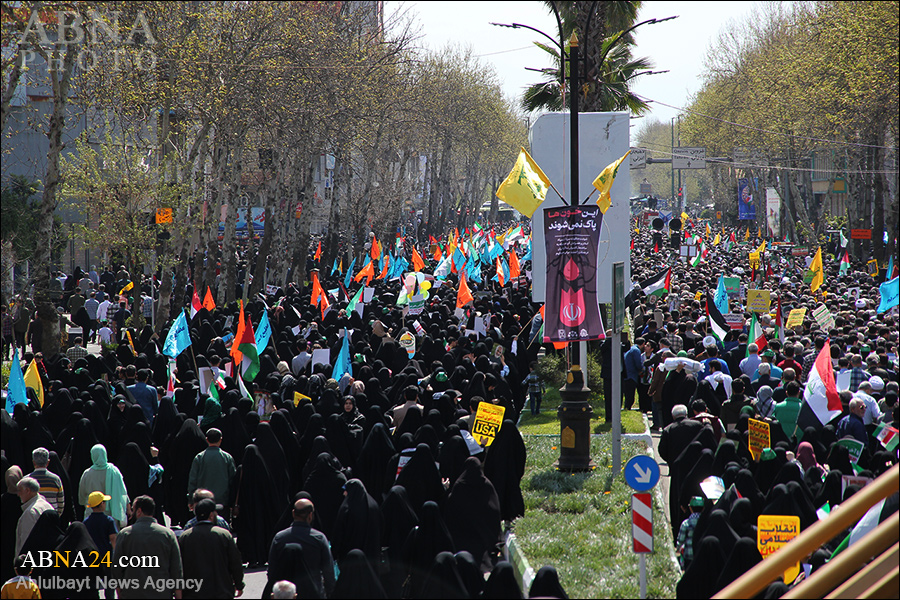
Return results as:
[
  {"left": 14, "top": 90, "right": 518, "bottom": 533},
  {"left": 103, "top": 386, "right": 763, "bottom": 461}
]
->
[
  {"left": 839, "top": 250, "right": 850, "bottom": 274},
  {"left": 190, "top": 289, "right": 202, "bottom": 318},
  {"left": 640, "top": 267, "right": 671, "bottom": 298},
  {"left": 706, "top": 295, "right": 729, "bottom": 342},
  {"left": 236, "top": 313, "right": 260, "bottom": 382},
  {"left": 748, "top": 312, "right": 767, "bottom": 355},
  {"left": 798, "top": 340, "right": 843, "bottom": 429},
  {"left": 873, "top": 422, "right": 898, "bottom": 452}
]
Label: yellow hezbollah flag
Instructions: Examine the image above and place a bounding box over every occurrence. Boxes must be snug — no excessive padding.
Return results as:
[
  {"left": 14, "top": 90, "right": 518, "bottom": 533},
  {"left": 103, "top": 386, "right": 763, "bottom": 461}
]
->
[
  {"left": 757, "top": 240, "right": 766, "bottom": 254},
  {"left": 24, "top": 359, "right": 44, "bottom": 407},
  {"left": 744, "top": 228, "right": 751, "bottom": 241},
  {"left": 809, "top": 247, "right": 824, "bottom": 293},
  {"left": 713, "top": 233, "right": 721, "bottom": 246},
  {"left": 706, "top": 222, "right": 711, "bottom": 237},
  {"left": 681, "top": 211, "right": 690, "bottom": 223},
  {"left": 496, "top": 147, "right": 552, "bottom": 218},
  {"left": 118, "top": 281, "right": 134, "bottom": 296},
  {"left": 593, "top": 150, "right": 631, "bottom": 213}
]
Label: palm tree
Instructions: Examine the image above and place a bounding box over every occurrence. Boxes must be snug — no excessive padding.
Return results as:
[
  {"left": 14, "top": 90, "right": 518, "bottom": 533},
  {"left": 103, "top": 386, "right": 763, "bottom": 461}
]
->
[{"left": 521, "top": 0, "right": 655, "bottom": 115}]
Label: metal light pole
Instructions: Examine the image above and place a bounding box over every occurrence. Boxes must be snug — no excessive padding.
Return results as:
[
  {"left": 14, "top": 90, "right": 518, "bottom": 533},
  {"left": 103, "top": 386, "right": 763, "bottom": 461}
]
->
[{"left": 493, "top": 10, "right": 676, "bottom": 473}]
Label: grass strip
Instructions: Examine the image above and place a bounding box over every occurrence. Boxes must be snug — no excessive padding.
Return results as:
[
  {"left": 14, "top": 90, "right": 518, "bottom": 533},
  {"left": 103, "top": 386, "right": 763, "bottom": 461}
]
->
[{"left": 513, "top": 434, "right": 679, "bottom": 599}]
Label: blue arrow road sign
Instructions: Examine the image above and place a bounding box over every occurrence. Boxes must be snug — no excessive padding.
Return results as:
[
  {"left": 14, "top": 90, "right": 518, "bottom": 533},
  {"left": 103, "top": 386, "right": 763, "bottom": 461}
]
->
[{"left": 625, "top": 455, "right": 660, "bottom": 491}]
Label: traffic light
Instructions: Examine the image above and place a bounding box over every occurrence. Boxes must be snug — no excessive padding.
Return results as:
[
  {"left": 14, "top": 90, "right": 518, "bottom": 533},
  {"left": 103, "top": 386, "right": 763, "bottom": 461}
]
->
[{"left": 677, "top": 187, "right": 683, "bottom": 200}]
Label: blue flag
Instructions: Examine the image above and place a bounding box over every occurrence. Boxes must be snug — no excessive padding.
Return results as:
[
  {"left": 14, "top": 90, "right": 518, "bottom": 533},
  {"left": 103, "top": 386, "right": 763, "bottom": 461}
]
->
[
  {"left": 331, "top": 258, "right": 339, "bottom": 276},
  {"left": 714, "top": 275, "right": 729, "bottom": 315},
  {"left": 523, "top": 239, "right": 532, "bottom": 262},
  {"left": 877, "top": 277, "right": 899, "bottom": 313},
  {"left": 5, "top": 347, "right": 27, "bottom": 414},
  {"left": 331, "top": 329, "right": 351, "bottom": 381},
  {"left": 255, "top": 310, "right": 272, "bottom": 351},
  {"left": 162, "top": 310, "right": 192, "bottom": 358},
  {"left": 343, "top": 258, "right": 356, "bottom": 289}
]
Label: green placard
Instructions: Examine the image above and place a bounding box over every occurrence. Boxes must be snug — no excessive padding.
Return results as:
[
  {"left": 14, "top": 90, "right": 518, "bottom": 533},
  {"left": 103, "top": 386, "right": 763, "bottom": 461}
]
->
[{"left": 724, "top": 277, "right": 741, "bottom": 294}]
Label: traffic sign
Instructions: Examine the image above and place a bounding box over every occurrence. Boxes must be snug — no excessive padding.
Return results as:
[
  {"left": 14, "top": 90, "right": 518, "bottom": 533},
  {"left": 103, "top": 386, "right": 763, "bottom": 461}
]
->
[
  {"left": 625, "top": 455, "right": 660, "bottom": 491},
  {"left": 630, "top": 148, "right": 647, "bottom": 169},
  {"left": 672, "top": 147, "right": 706, "bottom": 169},
  {"left": 632, "top": 493, "right": 653, "bottom": 553}
]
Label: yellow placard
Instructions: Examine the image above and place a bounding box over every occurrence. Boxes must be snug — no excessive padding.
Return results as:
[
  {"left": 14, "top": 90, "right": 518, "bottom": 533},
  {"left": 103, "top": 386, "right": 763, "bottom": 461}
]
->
[
  {"left": 471, "top": 403, "right": 506, "bottom": 447},
  {"left": 748, "top": 418, "right": 771, "bottom": 460},
  {"left": 694, "top": 291, "right": 703, "bottom": 302},
  {"left": 155, "top": 207, "right": 173, "bottom": 224},
  {"left": 746, "top": 289, "right": 771, "bottom": 313},
  {"left": 749, "top": 251, "right": 760, "bottom": 270},
  {"left": 757, "top": 515, "right": 801, "bottom": 583},
  {"left": 293, "top": 391, "right": 311, "bottom": 407},
  {"left": 785, "top": 308, "right": 807, "bottom": 329}
]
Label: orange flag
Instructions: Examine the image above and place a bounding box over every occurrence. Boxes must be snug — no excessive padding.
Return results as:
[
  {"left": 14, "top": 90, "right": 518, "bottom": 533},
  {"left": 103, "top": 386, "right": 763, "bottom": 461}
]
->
[
  {"left": 319, "top": 287, "right": 330, "bottom": 318},
  {"left": 457, "top": 274, "right": 474, "bottom": 308},
  {"left": 230, "top": 300, "right": 246, "bottom": 366},
  {"left": 314, "top": 241, "right": 322, "bottom": 261},
  {"left": 377, "top": 258, "right": 390, "bottom": 280},
  {"left": 370, "top": 237, "right": 381, "bottom": 260},
  {"left": 355, "top": 261, "right": 375, "bottom": 285},
  {"left": 496, "top": 256, "right": 505, "bottom": 287},
  {"left": 433, "top": 245, "right": 442, "bottom": 262},
  {"left": 509, "top": 250, "right": 521, "bottom": 279},
  {"left": 412, "top": 247, "right": 425, "bottom": 272},
  {"left": 310, "top": 272, "right": 324, "bottom": 306},
  {"left": 202, "top": 286, "right": 216, "bottom": 311}
]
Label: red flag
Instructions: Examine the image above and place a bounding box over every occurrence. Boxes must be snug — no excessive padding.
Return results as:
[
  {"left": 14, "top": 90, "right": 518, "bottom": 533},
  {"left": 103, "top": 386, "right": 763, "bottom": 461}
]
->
[
  {"left": 653, "top": 242, "right": 659, "bottom": 253},
  {"left": 457, "top": 274, "right": 474, "bottom": 308},
  {"left": 370, "top": 237, "right": 381, "bottom": 260},
  {"left": 230, "top": 300, "right": 246, "bottom": 366},
  {"left": 202, "top": 287, "right": 216, "bottom": 311},
  {"left": 310, "top": 272, "right": 325, "bottom": 306},
  {"left": 314, "top": 241, "right": 322, "bottom": 261},
  {"left": 190, "top": 289, "right": 202, "bottom": 318},
  {"left": 630, "top": 238, "right": 634, "bottom": 251},
  {"left": 355, "top": 261, "right": 375, "bottom": 285},
  {"left": 509, "top": 250, "right": 521, "bottom": 279},
  {"left": 412, "top": 247, "right": 426, "bottom": 272}
]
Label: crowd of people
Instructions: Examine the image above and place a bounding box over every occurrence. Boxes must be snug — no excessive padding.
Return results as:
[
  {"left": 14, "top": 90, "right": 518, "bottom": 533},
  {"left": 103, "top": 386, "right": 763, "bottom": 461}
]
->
[
  {"left": 626, "top": 221, "right": 898, "bottom": 598},
  {"left": 1, "top": 216, "right": 898, "bottom": 599}
]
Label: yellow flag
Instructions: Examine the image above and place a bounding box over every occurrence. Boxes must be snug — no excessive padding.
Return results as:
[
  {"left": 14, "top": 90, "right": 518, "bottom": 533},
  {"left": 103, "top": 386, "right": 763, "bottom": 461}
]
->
[
  {"left": 757, "top": 240, "right": 766, "bottom": 254},
  {"left": 592, "top": 150, "right": 631, "bottom": 213},
  {"left": 118, "top": 281, "right": 134, "bottom": 296},
  {"left": 809, "top": 247, "right": 824, "bottom": 292},
  {"left": 713, "top": 233, "right": 721, "bottom": 246},
  {"left": 757, "top": 225, "right": 762, "bottom": 238},
  {"left": 24, "top": 359, "right": 44, "bottom": 407},
  {"left": 496, "top": 147, "right": 552, "bottom": 218},
  {"left": 744, "top": 228, "right": 751, "bottom": 241},
  {"left": 706, "top": 223, "right": 711, "bottom": 237}
]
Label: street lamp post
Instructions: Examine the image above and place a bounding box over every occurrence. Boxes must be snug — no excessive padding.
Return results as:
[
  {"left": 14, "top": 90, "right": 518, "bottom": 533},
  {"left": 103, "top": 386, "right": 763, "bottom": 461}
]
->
[{"left": 494, "top": 7, "right": 676, "bottom": 473}]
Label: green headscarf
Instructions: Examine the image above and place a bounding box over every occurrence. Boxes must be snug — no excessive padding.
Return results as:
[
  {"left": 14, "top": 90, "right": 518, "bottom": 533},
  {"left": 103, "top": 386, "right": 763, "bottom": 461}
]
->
[
  {"left": 201, "top": 397, "right": 223, "bottom": 427},
  {"left": 90, "top": 444, "right": 128, "bottom": 522}
]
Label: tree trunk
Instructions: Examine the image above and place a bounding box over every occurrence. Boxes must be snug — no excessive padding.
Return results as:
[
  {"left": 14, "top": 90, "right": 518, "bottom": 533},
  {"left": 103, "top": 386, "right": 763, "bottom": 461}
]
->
[{"left": 33, "top": 40, "right": 77, "bottom": 358}]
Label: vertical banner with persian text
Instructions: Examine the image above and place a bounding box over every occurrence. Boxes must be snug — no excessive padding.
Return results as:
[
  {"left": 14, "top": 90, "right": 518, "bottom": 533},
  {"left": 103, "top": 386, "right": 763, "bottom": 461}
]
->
[{"left": 543, "top": 206, "right": 605, "bottom": 343}]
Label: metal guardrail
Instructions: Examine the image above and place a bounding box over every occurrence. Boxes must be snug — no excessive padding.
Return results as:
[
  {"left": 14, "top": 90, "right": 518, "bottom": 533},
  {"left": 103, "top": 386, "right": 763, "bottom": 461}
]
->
[{"left": 715, "top": 463, "right": 899, "bottom": 599}]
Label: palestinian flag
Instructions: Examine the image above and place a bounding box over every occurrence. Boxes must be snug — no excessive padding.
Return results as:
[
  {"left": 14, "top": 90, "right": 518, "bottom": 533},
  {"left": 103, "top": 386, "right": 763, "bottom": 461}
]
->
[
  {"left": 236, "top": 313, "right": 260, "bottom": 382},
  {"left": 839, "top": 250, "right": 850, "bottom": 274},
  {"left": 748, "top": 312, "right": 767, "bottom": 355},
  {"left": 706, "top": 295, "right": 729, "bottom": 342},
  {"left": 190, "top": 289, "right": 202, "bottom": 318},
  {"left": 775, "top": 295, "right": 784, "bottom": 343},
  {"left": 873, "top": 422, "right": 898, "bottom": 451},
  {"left": 798, "top": 341, "right": 842, "bottom": 429},
  {"left": 640, "top": 267, "right": 671, "bottom": 298}
]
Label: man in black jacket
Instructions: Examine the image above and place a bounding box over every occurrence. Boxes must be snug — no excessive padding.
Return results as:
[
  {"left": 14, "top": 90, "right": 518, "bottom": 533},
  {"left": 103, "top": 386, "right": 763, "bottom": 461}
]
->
[{"left": 179, "top": 499, "right": 244, "bottom": 598}]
